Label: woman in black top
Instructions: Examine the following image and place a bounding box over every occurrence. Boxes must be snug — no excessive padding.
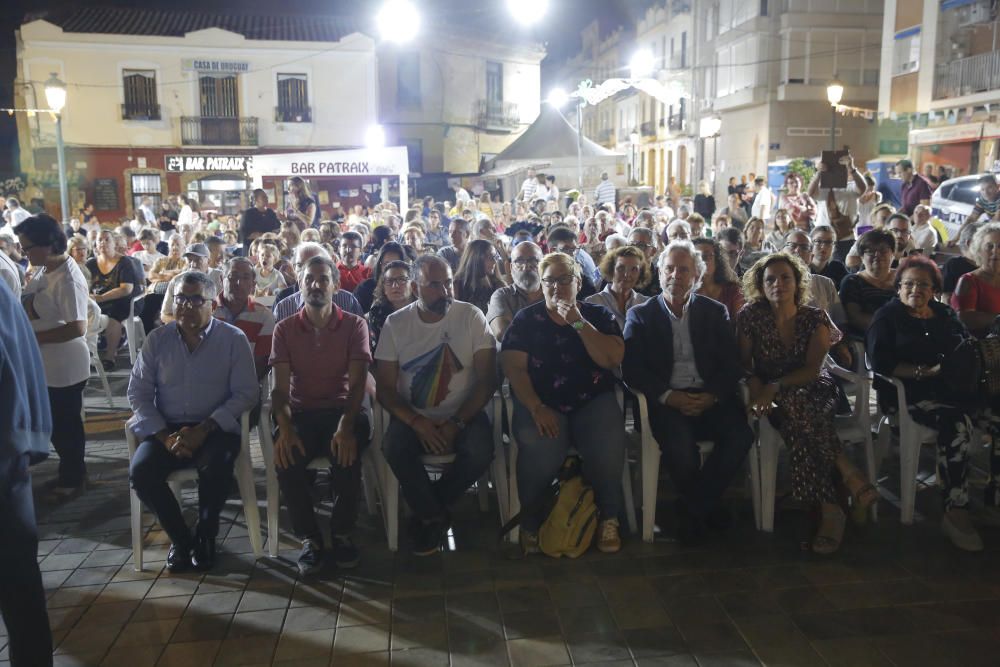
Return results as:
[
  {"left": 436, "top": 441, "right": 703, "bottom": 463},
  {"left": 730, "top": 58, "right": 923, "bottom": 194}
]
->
[
  {"left": 693, "top": 180, "right": 716, "bottom": 221},
  {"left": 240, "top": 189, "right": 281, "bottom": 256},
  {"left": 867, "top": 255, "right": 1000, "bottom": 552},
  {"left": 354, "top": 242, "right": 413, "bottom": 313},
  {"left": 839, "top": 229, "right": 896, "bottom": 337},
  {"left": 86, "top": 230, "right": 139, "bottom": 370},
  {"left": 286, "top": 176, "right": 318, "bottom": 230},
  {"left": 366, "top": 260, "right": 414, "bottom": 356},
  {"left": 454, "top": 239, "right": 505, "bottom": 315}
]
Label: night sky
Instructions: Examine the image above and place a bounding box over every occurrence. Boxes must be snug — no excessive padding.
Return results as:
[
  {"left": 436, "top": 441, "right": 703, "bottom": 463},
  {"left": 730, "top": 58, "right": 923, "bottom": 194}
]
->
[{"left": 1, "top": 0, "right": 654, "bottom": 174}]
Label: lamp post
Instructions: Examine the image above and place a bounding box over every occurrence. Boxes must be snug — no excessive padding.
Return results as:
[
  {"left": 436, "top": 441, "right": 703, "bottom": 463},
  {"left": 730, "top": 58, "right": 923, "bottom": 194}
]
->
[
  {"left": 44, "top": 73, "right": 69, "bottom": 224},
  {"left": 630, "top": 131, "right": 640, "bottom": 185},
  {"left": 826, "top": 76, "right": 844, "bottom": 152}
]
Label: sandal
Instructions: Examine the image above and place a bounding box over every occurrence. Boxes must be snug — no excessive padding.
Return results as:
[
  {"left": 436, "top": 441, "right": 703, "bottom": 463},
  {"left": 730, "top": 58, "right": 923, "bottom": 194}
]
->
[
  {"left": 844, "top": 478, "right": 878, "bottom": 524},
  {"left": 812, "top": 505, "right": 846, "bottom": 555}
]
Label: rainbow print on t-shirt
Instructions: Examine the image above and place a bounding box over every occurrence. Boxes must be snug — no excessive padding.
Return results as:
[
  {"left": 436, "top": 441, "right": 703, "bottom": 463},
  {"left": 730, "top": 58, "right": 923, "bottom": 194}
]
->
[{"left": 403, "top": 343, "right": 464, "bottom": 409}]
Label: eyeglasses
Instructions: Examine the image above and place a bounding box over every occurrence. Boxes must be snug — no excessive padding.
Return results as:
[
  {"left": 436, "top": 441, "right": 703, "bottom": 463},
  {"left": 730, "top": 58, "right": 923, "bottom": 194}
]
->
[
  {"left": 900, "top": 280, "right": 933, "bottom": 291},
  {"left": 174, "top": 294, "right": 207, "bottom": 309},
  {"left": 512, "top": 259, "right": 540, "bottom": 268},
  {"left": 541, "top": 275, "right": 576, "bottom": 287},
  {"left": 784, "top": 242, "right": 811, "bottom": 251},
  {"left": 631, "top": 242, "right": 654, "bottom": 250},
  {"left": 889, "top": 228, "right": 911, "bottom": 237},
  {"left": 862, "top": 247, "right": 892, "bottom": 258},
  {"left": 384, "top": 277, "right": 409, "bottom": 287}
]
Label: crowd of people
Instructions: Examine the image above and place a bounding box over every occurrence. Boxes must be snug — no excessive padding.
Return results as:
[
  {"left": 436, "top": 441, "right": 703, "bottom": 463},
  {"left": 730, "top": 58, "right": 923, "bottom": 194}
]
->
[{"left": 5, "top": 155, "right": 1000, "bottom": 662}]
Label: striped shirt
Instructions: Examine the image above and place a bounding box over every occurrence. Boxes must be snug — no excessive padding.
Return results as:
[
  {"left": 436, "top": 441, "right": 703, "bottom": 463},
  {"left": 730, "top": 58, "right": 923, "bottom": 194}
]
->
[
  {"left": 595, "top": 179, "right": 616, "bottom": 205},
  {"left": 273, "top": 289, "right": 364, "bottom": 323},
  {"left": 519, "top": 177, "right": 537, "bottom": 202},
  {"left": 214, "top": 296, "right": 275, "bottom": 360},
  {"left": 975, "top": 193, "right": 1000, "bottom": 218}
]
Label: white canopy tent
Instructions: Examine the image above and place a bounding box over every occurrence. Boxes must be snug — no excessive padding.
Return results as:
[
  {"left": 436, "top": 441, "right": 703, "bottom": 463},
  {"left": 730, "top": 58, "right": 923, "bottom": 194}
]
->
[
  {"left": 247, "top": 146, "right": 410, "bottom": 213},
  {"left": 481, "top": 105, "right": 624, "bottom": 201}
]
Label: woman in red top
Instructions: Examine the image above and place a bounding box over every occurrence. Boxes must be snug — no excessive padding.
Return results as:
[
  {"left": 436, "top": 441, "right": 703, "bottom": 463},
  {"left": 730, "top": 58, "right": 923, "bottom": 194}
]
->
[
  {"left": 778, "top": 174, "right": 816, "bottom": 231},
  {"left": 952, "top": 222, "right": 1000, "bottom": 338}
]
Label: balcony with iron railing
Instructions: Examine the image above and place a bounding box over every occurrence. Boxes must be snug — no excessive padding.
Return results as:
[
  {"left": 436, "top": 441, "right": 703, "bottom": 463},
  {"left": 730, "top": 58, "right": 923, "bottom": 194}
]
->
[
  {"left": 597, "top": 127, "right": 614, "bottom": 143},
  {"left": 181, "top": 117, "right": 258, "bottom": 146},
  {"left": 275, "top": 106, "right": 312, "bottom": 123},
  {"left": 934, "top": 50, "right": 1000, "bottom": 101},
  {"left": 640, "top": 120, "right": 657, "bottom": 137},
  {"left": 475, "top": 100, "right": 519, "bottom": 131},
  {"left": 121, "top": 102, "right": 161, "bottom": 121}
]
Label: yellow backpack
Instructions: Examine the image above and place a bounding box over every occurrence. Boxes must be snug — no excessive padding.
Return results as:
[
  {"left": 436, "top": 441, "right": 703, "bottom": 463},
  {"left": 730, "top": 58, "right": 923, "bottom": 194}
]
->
[{"left": 538, "top": 471, "right": 599, "bottom": 558}]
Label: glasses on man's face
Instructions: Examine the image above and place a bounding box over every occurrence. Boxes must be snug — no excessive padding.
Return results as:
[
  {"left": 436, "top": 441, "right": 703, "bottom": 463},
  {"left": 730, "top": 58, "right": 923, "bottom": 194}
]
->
[
  {"left": 784, "top": 242, "right": 811, "bottom": 252},
  {"left": 900, "top": 280, "right": 933, "bottom": 292},
  {"left": 889, "top": 228, "right": 911, "bottom": 237},
  {"left": 384, "top": 277, "right": 409, "bottom": 287},
  {"left": 512, "top": 259, "right": 539, "bottom": 269},
  {"left": 631, "top": 242, "right": 654, "bottom": 250},
  {"left": 174, "top": 294, "right": 207, "bottom": 309},
  {"left": 541, "top": 275, "right": 575, "bottom": 287}
]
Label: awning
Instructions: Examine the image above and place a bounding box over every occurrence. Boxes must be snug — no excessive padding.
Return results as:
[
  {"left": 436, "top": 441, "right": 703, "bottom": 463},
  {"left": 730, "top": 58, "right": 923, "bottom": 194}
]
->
[
  {"left": 909, "top": 122, "right": 983, "bottom": 145},
  {"left": 480, "top": 159, "right": 550, "bottom": 179}
]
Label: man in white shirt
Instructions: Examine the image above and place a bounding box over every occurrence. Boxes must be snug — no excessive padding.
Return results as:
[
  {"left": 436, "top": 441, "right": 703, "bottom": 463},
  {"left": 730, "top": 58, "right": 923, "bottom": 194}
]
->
[
  {"left": 375, "top": 255, "right": 497, "bottom": 556},
  {"left": 519, "top": 168, "right": 537, "bottom": 202},
  {"left": 3, "top": 198, "right": 30, "bottom": 237},
  {"left": 451, "top": 182, "right": 471, "bottom": 206},
  {"left": 807, "top": 153, "right": 868, "bottom": 227},
  {"left": 750, "top": 177, "right": 774, "bottom": 224},
  {"left": 595, "top": 172, "right": 616, "bottom": 207},
  {"left": 910, "top": 205, "right": 939, "bottom": 252}
]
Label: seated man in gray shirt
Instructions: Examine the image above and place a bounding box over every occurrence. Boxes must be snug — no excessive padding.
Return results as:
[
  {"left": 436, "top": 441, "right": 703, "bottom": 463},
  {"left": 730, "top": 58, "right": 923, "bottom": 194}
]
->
[
  {"left": 486, "top": 241, "right": 544, "bottom": 339},
  {"left": 622, "top": 241, "right": 752, "bottom": 543}
]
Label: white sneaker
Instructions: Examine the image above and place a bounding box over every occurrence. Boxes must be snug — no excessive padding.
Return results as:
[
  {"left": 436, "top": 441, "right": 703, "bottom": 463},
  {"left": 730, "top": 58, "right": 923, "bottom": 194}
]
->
[{"left": 942, "top": 513, "right": 984, "bottom": 552}]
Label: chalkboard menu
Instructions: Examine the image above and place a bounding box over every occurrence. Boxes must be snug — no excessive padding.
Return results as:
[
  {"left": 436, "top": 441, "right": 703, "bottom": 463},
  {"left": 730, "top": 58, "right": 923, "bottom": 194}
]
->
[{"left": 93, "top": 178, "right": 119, "bottom": 211}]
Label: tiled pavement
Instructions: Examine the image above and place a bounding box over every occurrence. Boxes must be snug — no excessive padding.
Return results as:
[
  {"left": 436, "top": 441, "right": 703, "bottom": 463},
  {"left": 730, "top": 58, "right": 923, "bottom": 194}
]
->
[{"left": 6, "top": 363, "right": 1000, "bottom": 666}]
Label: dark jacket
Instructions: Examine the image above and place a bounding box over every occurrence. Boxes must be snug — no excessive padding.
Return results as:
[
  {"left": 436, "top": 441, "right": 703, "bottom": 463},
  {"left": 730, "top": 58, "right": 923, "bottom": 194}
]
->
[{"left": 623, "top": 293, "right": 743, "bottom": 401}]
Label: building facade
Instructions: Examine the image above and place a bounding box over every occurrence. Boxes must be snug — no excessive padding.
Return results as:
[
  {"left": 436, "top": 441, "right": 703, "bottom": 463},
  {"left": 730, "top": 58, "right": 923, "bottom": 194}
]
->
[
  {"left": 691, "top": 0, "right": 884, "bottom": 202},
  {"left": 878, "top": 0, "right": 1000, "bottom": 178},
  {"left": 376, "top": 35, "right": 545, "bottom": 193},
  {"left": 15, "top": 9, "right": 378, "bottom": 220}
]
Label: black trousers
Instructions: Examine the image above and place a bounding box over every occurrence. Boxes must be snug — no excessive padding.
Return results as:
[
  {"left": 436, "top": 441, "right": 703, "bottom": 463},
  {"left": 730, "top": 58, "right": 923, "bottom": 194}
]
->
[
  {"left": 48, "top": 380, "right": 88, "bottom": 486},
  {"left": 648, "top": 396, "right": 753, "bottom": 518},
  {"left": 0, "top": 454, "right": 53, "bottom": 666},
  {"left": 128, "top": 425, "right": 241, "bottom": 547},
  {"left": 275, "top": 409, "right": 370, "bottom": 542}
]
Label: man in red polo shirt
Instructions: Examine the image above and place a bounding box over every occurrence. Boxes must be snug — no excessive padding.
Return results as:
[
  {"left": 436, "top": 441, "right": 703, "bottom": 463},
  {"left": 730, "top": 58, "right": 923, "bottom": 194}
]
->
[
  {"left": 214, "top": 257, "right": 274, "bottom": 379},
  {"left": 270, "top": 255, "right": 371, "bottom": 576},
  {"left": 337, "top": 231, "right": 371, "bottom": 293}
]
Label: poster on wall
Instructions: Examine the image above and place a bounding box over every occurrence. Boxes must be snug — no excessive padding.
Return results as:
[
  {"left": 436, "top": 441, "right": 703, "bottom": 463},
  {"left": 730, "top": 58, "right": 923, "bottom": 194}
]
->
[{"left": 93, "top": 179, "right": 119, "bottom": 211}]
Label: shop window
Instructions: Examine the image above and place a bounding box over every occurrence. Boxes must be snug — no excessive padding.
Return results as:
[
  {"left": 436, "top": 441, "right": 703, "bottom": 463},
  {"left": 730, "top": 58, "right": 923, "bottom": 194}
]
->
[
  {"left": 130, "top": 174, "right": 162, "bottom": 214},
  {"left": 122, "top": 70, "right": 160, "bottom": 120},
  {"left": 398, "top": 55, "right": 421, "bottom": 108},
  {"left": 276, "top": 73, "right": 310, "bottom": 122}
]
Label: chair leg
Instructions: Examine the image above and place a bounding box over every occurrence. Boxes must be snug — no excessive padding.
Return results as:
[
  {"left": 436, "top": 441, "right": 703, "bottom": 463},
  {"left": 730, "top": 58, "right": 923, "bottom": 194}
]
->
[
  {"left": 507, "top": 438, "right": 520, "bottom": 544},
  {"left": 477, "top": 475, "right": 490, "bottom": 512},
  {"left": 258, "top": 424, "right": 281, "bottom": 558},
  {"left": 234, "top": 451, "right": 262, "bottom": 559},
  {"left": 641, "top": 444, "right": 660, "bottom": 543},
  {"left": 93, "top": 354, "right": 114, "bottom": 409},
  {"left": 621, "top": 458, "right": 638, "bottom": 535},
  {"left": 130, "top": 489, "right": 144, "bottom": 571},
  {"left": 362, "top": 462, "right": 378, "bottom": 517},
  {"left": 899, "top": 424, "right": 921, "bottom": 526},
  {"left": 863, "top": 431, "right": 879, "bottom": 523}
]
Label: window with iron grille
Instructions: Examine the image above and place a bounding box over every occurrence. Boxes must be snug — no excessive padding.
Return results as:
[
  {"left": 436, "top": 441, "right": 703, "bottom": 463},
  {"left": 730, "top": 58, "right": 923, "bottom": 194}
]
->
[
  {"left": 398, "top": 55, "right": 421, "bottom": 108},
  {"left": 131, "top": 174, "right": 162, "bottom": 213},
  {"left": 486, "top": 61, "right": 503, "bottom": 105},
  {"left": 277, "top": 73, "right": 310, "bottom": 122},
  {"left": 122, "top": 70, "right": 160, "bottom": 120}
]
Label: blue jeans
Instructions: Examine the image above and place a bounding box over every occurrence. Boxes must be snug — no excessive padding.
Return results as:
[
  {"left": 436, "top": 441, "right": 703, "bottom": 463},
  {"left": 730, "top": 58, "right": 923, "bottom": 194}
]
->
[
  {"left": 512, "top": 392, "right": 625, "bottom": 532},
  {"left": 0, "top": 454, "right": 52, "bottom": 666},
  {"left": 129, "top": 425, "right": 241, "bottom": 547},
  {"left": 382, "top": 411, "right": 493, "bottom": 522}
]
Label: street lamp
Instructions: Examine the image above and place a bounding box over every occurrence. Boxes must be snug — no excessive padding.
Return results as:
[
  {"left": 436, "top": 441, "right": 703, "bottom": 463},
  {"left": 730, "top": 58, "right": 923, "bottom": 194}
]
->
[
  {"left": 365, "top": 124, "right": 386, "bottom": 148},
  {"left": 377, "top": 0, "right": 420, "bottom": 43},
  {"left": 629, "top": 49, "right": 656, "bottom": 80},
  {"left": 44, "top": 73, "right": 70, "bottom": 224},
  {"left": 507, "top": 0, "right": 549, "bottom": 25},
  {"left": 630, "top": 131, "right": 641, "bottom": 184},
  {"left": 826, "top": 76, "right": 844, "bottom": 151}
]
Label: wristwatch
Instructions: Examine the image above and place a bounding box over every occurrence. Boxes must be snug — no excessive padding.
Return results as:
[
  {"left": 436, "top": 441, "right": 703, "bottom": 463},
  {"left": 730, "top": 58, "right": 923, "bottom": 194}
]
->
[
  {"left": 570, "top": 319, "right": 586, "bottom": 331},
  {"left": 449, "top": 416, "right": 467, "bottom": 431}
]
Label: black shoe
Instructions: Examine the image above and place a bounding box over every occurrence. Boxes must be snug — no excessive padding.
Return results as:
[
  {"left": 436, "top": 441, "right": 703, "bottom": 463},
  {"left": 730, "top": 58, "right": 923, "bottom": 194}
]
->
[
  {"left": 330, "top": 535, "right": 360, "bottom": 569},
  {"left": 166, "top": 543, "right": 193, "bottom": 573},
  {"left": 705, "top": 505, "right": 733, "bottom": 532},
  {"left": 191, "top": 534, "right": 216, "bottom": 571},
  {"left": 412, "top": 516, "right": 450, "bottom": 556},
  {"left": 297, "top": 538, "right": 324, "bottom": 577}
]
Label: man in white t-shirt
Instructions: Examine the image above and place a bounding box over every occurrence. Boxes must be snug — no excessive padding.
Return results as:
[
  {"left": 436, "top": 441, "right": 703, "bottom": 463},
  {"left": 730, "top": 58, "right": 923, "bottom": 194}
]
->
[
  {"left": 750, "top": 177, "right": 774, "bottom": 223},
  {"left": 807, "top": 153, "right": 868, "bottom": 228},
  {"left": 375, "top": 255, "right": 497, "bottom": 556},
  {"left": 519, "top": 168, "right": 538, "bottom": 202},
  {"left": 910, "top": 204, "right": 939, "bottom": 252}
]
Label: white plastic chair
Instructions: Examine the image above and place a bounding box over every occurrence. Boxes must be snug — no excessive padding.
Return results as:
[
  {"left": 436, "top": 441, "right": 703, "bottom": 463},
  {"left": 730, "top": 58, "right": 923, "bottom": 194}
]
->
[
  {"left": 620, "top": 385, "right": 751, "bottom": 542},
  {"left": 873, "top": 373, "right": 938, "bottom": 525},
  {"left": 125, "top": 294, "right": 147, "bottom": 365},
  {"left": 127, "top": 411, "right": 263, "bottom": 571},
  {"left": 87, "top": 347, "right": 114, "bottom": 410},
  {"left": 504, "top": 388, "right": 637, "bottom": 544}
]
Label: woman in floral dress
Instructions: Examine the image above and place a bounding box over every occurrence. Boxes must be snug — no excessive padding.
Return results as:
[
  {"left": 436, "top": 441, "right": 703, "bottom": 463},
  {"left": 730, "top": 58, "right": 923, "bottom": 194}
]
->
[{"left": 738, "top": 252, "right": 876, "bottom": 554}]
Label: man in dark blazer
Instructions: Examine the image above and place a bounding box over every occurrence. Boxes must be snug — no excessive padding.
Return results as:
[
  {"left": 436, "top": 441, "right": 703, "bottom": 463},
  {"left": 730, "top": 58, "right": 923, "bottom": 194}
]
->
[{"left": 623, "top": 240, "right": 752, "bottom": 542}]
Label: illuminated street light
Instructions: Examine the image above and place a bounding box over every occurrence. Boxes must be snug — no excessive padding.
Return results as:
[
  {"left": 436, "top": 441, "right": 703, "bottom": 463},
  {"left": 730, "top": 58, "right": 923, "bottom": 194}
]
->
[
  {"left": 630, "top": 49, "right": 656, "bottom": 80},
  {"left": 377, "top": 0, "right": 420, "bottom": 43},
  {"left": 547, "top": 87, "right": 569, "bottom": 108},
  {"left": 826, "top": 76, "right": 844, "bottom": 150},
  {"left": 44, "top": 73, "right": 69, "bottom": 223},
  {"left": 365, "top": 124, "right": 386, "bottom": 148},
  {"left": 508, "top": 0, "right": 549, "bottom": 26}
]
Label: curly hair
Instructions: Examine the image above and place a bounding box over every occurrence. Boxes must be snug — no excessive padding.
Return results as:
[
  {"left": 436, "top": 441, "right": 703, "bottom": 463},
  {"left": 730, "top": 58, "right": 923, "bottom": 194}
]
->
[
  {"left": 599, "top": 245, "right": 652, "bottom": 288},
  {"left": 692, "top": 237, "right": 739, "bottom": 287},
  {"left": 742, "top": 252, "right": 812, "bottom": 307},
  {"left": 894, "top": 255, "right": 943, "bottom": 293},
  {"left": 970, "top": 221, "right": 1000, "bottom": 262}
]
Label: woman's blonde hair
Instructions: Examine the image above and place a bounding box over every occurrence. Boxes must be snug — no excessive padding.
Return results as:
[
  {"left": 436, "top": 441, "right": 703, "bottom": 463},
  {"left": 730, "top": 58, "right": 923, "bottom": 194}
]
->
[
  {"left": 741, "top": 251, "right": 812, "bottom": 307},
  {"left": 598, "top": 245, "right": 651, "bottom": 288},
  {"left": 539, "top": 251, "right": 581, "bottom": 282}
]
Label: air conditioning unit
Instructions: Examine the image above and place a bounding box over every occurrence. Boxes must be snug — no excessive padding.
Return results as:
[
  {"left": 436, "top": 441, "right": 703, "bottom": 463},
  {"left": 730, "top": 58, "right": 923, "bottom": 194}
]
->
[{"left": 957, "top": 0, "right": 991, "bottom": 27}]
